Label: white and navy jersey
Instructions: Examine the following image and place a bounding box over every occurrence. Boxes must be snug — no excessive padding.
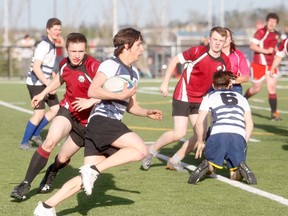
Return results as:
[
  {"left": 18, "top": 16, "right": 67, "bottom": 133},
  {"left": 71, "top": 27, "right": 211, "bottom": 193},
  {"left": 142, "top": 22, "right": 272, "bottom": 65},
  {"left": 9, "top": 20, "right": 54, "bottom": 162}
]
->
[
  {"left": 200, "top": 89, "right": 251, "bottom": 139},
  {"left": 26, "top": 36, "right": 56, "bottom": 86},
  {"left": 89, "top": 57, "right": 139, "bottom": 121}
]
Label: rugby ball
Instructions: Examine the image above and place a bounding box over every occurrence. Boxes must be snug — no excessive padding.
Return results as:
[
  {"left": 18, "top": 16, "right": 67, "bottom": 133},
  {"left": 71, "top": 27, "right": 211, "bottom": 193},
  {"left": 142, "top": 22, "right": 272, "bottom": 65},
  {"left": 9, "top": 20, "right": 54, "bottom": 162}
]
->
[{"left": 103, "top": 77, "right": 134, "bottom": 93}]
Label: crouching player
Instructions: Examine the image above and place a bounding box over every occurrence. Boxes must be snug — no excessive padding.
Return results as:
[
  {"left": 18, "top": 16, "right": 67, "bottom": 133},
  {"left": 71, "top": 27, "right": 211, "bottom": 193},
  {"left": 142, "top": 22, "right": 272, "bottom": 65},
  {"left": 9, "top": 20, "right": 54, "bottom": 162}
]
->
[{"left": 188, "top": 70, "right": 257, "bottom": 185}]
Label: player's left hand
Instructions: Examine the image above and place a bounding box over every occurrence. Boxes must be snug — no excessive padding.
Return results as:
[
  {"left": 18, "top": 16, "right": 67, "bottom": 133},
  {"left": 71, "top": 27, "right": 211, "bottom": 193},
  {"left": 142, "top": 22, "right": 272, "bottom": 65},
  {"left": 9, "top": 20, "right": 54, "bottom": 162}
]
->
[
  {"left": 72, "top": 97, "right": 99, "bottom": 112},
  {"left": 195, "top": 141, "right": 205, "bottom": 159}
]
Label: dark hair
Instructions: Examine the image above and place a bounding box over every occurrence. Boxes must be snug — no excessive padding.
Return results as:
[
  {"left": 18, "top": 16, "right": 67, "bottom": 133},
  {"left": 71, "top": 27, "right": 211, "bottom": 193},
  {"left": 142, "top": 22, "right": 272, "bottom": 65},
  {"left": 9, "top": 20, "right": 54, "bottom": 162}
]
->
[
  {"left": 213, "top": 70, "right": 235, "bottom": 89},
  {"left": 224, "top": 27, "right": 236, "bottom": 53},
  {"left": 266, "top": 13, "right": 279, "bottom": 23},
  {"left": 113, "top": 28, "right": 143, "bottom": 56},
  {"left": 66, "top": 32, "right": 87, "bottom": 49},
  {"left": 209, "top": 26, "right": 227, "bottom": 38},
  {"left": 46, "top": 18, "right": 62, "bottom": 29}
]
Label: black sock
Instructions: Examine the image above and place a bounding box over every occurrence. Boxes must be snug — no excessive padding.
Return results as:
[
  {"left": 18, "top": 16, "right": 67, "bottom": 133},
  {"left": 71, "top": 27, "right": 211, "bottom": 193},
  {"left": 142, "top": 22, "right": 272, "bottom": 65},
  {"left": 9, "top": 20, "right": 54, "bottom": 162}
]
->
[
  {"left": 90, "top": 165, "right": 100, "bottom": 173},
  {"left": 42, "top": 202, "right": 52, "bottom": 209},
  {"left": 269, "top": 94, "right": 277, "bottom": 113},
  {"left": 24, "top": 148, "right": 49, "bottom": 184},
  {"left": 51, "top": 155, "right": 70, "bottom": 172}
]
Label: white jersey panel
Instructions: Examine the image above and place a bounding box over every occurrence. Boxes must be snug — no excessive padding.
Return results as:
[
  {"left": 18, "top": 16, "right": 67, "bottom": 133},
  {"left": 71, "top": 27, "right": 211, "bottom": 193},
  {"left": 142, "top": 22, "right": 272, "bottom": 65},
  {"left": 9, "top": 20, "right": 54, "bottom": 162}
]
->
[
  {"left": 200, "top": 89, "right": 250, "bottom": 139},
  {"left": 26, "top": 37, "right": 56, "bottom": 86},
  {"left": 89, "top": 57, "right": 139, "bottom": 121}
]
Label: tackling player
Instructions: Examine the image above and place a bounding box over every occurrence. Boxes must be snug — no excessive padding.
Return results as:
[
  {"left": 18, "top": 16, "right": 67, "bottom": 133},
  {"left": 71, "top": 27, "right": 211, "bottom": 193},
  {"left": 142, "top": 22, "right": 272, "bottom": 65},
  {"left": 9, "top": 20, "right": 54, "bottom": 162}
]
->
[{"left": 10, "top": 33, "right": 110, "bottom": 200}]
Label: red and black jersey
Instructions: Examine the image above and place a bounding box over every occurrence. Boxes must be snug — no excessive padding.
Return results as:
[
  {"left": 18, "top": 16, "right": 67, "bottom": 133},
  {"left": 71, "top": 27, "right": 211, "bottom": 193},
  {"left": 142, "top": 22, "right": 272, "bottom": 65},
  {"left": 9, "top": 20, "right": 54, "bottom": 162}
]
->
[
  {"left": 59, "top": 54, "right": 100, "bottom": 125},
  {"left": 174, "top": 45, "right": 231, "bottom": 103}
]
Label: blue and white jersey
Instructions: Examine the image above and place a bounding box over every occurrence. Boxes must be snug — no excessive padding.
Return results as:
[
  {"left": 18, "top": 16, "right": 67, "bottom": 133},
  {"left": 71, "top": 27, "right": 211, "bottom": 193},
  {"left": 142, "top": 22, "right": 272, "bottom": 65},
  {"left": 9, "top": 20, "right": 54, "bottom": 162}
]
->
[
  {"left": 89, "top": 57, "right": 139, "bottom": 121},
  {"left": 26, "top": 36, "right": 56, "bottom": 86},
  {"left": 200, "top": 89, "right": 251, "bottom": 139}
]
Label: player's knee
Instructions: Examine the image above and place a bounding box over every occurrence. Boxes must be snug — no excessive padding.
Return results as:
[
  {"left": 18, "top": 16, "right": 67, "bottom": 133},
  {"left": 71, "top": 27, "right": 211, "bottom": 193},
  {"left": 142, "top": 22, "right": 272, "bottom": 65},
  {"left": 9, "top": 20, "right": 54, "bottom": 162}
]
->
[
  {"left": 138, "top": 144, "right": 149, "bottom": 160},
  {"left": 41, "top": 138, "right": 57, "bottom": 152},
  {"left": 173, "top": 131, "right": 186, "bottom": 141}
]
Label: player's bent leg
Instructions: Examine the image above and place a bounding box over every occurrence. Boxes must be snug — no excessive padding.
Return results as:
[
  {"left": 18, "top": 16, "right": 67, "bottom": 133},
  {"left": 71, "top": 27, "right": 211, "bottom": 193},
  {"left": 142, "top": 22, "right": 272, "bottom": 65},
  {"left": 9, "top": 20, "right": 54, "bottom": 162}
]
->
[{"left": 44, "top": 176, "right": 83, "bottom": 209}]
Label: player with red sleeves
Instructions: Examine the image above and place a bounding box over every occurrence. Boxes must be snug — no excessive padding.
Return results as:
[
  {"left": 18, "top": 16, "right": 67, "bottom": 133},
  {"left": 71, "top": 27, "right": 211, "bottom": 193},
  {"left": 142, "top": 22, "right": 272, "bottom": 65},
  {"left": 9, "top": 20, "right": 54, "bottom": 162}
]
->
[
  {"left": 269, "top": 37, "right": 288, "bottom": 75},
  {"left": 10, "top": 33, "right": 110, "bottom": 200},
  {"left": 244, "top": 13, "right": 282, "bottom": 121},
  {"left": 141, "top": 26, "right": 231, "bottom": 172}
]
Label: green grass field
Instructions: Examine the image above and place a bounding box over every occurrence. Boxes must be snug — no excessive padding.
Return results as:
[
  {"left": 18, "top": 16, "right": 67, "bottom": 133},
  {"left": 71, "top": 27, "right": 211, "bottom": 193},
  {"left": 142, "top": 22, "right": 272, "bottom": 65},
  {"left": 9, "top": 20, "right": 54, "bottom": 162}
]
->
[{"left": 1, "top": 78, "right": 288, "bottom": 216}]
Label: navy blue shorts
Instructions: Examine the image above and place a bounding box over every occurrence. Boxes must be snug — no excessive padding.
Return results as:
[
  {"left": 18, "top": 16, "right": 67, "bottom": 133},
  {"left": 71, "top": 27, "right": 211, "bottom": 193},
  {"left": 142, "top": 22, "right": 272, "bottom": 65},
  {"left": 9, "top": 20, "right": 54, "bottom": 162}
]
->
[{"left": 205, "top": 133, "right": 247, "bottom": 170}]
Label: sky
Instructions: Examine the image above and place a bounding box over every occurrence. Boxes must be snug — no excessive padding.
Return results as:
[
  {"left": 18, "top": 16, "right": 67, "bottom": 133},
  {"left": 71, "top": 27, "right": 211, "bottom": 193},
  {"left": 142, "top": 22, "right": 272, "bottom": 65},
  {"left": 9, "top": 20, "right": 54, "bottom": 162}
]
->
[{"left": 0, "top": 0, "right": 287, "bottom": 30}]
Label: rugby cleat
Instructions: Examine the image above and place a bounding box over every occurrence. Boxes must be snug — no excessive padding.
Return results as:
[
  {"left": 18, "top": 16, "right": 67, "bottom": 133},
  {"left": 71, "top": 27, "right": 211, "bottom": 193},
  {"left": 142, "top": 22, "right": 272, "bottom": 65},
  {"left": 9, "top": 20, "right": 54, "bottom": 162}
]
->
[
  {"left": 188, "top": 160, "right": 209, "bottom": 184},
  {"left": 141, "top": 153, "right": 154, "bottom": 170},
  {"left": 10, "top": 181, "right": 31, "bottom": 200},
  {"left": 238, "top": 161, "right": 257, "bottom": 184},
  {"left": 31, "top": 135, "right": 43, "bottom": 146},
  {"left": 166, "top": 160, "right": 188, "bottom": 173},
  {"left": 79, "top": 165, "right": 99, "bottom": 195},
  {"left": 39, "top": 164, "right": 58, "bottom": 193},
  {"left": 33, "top": 201, "right": 56, "bottom": 216}
]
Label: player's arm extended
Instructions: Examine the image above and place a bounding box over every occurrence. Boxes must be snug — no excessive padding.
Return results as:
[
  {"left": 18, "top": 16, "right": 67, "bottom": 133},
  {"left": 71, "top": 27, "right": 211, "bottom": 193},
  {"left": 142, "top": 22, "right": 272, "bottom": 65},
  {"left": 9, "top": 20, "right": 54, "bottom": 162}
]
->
[
  {"left": 126, "top": 94, "right": 162, "bottom": 120},
  {"left": 195, "top": 110, "right": 208, "bottom": 159},
  {"left": 244, "top": 111, "right": 254, "bottom": 142},
  {"left": 160, "top": 55, "right": 180, "bottom": 97}
]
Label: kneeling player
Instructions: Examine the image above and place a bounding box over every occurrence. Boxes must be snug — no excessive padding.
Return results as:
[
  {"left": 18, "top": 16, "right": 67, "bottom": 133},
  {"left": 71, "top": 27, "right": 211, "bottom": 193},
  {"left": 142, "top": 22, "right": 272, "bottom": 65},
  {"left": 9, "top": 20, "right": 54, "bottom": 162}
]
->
[{"left": 188, "top": 70, "right": 257, "bottom": 185}]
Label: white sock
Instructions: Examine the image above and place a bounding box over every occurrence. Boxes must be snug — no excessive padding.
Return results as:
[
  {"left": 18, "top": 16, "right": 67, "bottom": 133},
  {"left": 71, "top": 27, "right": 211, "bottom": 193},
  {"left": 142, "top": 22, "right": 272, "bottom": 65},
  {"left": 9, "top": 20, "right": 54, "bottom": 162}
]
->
[
  {"left": 149, "top": 146, "right": 158, "bottom": 156},
  {"left": 171, "top": 154, "right": 181, "bottom": 164}
]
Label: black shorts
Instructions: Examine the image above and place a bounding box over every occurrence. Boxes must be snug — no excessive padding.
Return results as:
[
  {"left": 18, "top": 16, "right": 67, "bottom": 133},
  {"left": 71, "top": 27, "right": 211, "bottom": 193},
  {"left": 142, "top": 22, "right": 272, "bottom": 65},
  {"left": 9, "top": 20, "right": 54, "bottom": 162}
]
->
[
  {"left": 27, "top": 85, "right": 59, "bottom": 109},
  {"left": 172, "top": 99, "right": 200, "bottom": 116},
  {"left": 57, "top": 106, "right": 86, "bottom": 147},
  {"left": 84, "top": 115, "right": 131, "bottom": 157}
]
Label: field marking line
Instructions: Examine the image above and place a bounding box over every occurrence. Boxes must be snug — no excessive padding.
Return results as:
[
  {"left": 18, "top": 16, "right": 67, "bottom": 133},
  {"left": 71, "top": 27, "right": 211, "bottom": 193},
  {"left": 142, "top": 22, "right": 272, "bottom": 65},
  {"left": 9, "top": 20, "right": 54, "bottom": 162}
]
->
[{"left": 0, "top": 100, "right": 33, "bottom": 114}]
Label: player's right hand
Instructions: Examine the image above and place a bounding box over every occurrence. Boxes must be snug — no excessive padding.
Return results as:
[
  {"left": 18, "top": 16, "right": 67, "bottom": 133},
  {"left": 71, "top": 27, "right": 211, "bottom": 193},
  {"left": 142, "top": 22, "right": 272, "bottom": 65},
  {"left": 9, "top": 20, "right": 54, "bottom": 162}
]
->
[
  {"left": 160, "top": 83, "right": 169, "bottom": 97},
  {"left": 31, "top": 94, "right": 43, "bottom": 108}
]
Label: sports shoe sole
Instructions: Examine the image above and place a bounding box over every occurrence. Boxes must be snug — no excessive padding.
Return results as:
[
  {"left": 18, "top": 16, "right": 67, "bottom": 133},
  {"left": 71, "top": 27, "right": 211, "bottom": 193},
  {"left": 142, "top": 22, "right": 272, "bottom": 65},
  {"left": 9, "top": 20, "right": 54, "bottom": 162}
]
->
[
  {"left": 238, "top": 161, "right": 257, "bottom": 184},
  {"left": 188, "top": 160, "right": 209, "bottom": 184}
]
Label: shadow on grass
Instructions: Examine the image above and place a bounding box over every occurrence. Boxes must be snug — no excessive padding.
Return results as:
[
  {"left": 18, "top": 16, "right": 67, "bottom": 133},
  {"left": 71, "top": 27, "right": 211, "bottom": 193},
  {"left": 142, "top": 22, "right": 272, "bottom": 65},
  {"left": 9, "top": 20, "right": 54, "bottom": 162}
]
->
[
  {"left": 254, "top": 123, "right": 288, "bottom": 137},
  {"left": 281, "top": 144, "right": 288, "bottom": 151},
  {"left": 155, "top": 140, "right": 232, "bottom": 178},
  {"left": 57, "top": 172, "right": 138, "bottom": 216}
]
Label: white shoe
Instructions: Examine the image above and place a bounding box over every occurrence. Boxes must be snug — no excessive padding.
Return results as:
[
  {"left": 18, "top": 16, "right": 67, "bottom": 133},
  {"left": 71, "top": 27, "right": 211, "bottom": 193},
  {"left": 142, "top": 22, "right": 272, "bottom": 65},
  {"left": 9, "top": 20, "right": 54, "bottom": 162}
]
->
[
  {"left": 79, "top": 165, "right": 99, "bottom": 195},
  {"left": 33, "top": 201, "right": 56, "bottom": 216}
]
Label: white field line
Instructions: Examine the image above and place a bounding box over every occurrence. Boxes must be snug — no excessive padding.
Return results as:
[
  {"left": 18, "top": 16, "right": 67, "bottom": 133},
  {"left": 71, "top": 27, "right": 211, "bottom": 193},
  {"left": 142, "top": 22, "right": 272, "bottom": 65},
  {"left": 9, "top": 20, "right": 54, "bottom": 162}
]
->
[{"left": 0, "top": 100, "right": 33, "bottom": 114}]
